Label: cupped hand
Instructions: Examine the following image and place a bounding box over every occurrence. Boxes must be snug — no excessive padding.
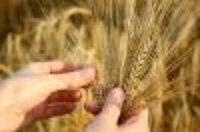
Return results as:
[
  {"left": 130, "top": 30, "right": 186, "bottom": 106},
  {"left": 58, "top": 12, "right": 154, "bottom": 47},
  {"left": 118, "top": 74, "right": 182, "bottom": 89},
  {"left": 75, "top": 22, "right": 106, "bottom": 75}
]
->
[
  {"left": 85, "top": 88, "right": 150, "bottom": 132},
  {"left": 0, "top": 61, "right": 96, "bottom": 132}
]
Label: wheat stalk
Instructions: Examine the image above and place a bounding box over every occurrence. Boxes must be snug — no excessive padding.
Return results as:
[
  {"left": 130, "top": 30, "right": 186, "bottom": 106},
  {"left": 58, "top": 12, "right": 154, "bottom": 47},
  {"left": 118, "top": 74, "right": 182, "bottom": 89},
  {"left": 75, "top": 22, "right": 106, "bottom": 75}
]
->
[{"left": 0, "top": 0, "right": 200, "bottom": 132}]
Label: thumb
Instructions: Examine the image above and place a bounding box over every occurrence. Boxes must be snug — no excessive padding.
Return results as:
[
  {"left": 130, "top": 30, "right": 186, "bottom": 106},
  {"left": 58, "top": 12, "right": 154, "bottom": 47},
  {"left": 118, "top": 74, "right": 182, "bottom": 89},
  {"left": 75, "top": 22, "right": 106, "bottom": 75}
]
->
[{"left": 96, "top": 88, "right": 125, "bottom": 125}]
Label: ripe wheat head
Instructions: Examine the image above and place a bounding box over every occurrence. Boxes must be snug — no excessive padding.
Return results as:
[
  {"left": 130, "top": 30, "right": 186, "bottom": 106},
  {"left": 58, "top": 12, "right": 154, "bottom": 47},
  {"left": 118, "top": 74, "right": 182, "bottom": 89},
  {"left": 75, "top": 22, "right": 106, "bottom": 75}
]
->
[{"left": 0, "top": 0, "right": 200, "bottom": 132}]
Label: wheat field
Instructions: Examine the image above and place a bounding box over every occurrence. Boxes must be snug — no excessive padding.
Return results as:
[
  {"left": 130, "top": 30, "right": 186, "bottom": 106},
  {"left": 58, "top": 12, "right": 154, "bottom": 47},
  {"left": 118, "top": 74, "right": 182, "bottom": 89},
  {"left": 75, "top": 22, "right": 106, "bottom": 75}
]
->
[{"left": 0, "top": 0, "right": 200, "bottom": 132}]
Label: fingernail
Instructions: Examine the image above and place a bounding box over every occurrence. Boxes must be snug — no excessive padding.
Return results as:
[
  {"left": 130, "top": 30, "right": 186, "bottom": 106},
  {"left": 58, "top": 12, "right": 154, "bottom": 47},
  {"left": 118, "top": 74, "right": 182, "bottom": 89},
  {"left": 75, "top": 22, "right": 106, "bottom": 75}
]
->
[{"left": 82, "top": 67, "right": 96, "bottom": 79}]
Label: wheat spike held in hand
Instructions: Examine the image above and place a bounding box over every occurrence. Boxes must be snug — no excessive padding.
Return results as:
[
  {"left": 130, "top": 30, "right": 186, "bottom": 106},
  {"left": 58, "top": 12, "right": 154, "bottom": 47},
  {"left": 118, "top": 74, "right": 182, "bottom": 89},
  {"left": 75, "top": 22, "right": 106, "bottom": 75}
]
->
[{"left": 0, "top": 0, "right": 200, "bottom": 132}]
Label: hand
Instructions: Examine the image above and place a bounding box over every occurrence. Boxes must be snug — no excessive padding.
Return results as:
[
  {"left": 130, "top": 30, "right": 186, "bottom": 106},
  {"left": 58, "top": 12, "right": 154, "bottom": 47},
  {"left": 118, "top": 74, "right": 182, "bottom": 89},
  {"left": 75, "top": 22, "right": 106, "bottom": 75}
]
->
[
  {"left": 85, "top": 88, "right": 149, "bottom": 132},
  {"left": 0, "top": 61, "right": 96, "bottom": 132}
]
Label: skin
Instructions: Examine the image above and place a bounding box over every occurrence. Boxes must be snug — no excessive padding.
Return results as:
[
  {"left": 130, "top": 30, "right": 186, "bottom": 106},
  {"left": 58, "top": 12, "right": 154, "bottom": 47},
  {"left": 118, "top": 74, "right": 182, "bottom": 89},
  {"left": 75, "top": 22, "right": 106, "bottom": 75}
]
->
[
  {"left": 0, "top": 61, "right": 149, "bottom": 132},
  {"left": 85, "top": 88, "right": 149, "bottom": 132}
]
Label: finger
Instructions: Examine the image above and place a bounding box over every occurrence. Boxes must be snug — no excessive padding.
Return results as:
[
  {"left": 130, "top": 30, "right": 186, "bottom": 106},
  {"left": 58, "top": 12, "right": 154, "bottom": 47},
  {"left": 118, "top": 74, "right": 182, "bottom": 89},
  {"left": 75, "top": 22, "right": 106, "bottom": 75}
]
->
[
  {"left": 43, "top": 66, "right": 96, "bottom": 91},
  {"left": 28, "top": 102, "right": 76, "bottom": 122},
  {"left": 47, "top": 89, "right": 82, "bottom": 103},
  {"left": 17, "top": 61, "right": 79, "bottom": 76},
  {"left": 16, "top": 66, "right": 95, "bottom": 111},
  {"left": 119, "top": 109, "right": 149, "bottom": 131},
  {"left": 95, "top": 88, "right": 125, "bottom": 125},
  {"left": 42, "top": 102, "right": 76, "bottom": 118},
  {"left": 85, "top": 101, "right": 101, "bottom": 115}
]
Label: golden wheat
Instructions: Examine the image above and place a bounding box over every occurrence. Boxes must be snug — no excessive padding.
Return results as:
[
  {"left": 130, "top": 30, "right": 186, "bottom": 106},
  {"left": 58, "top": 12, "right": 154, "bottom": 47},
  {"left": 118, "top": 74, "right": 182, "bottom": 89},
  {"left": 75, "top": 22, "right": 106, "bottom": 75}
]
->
[{"left": 0, "top": 0, "right": 200, "bottom": 132}]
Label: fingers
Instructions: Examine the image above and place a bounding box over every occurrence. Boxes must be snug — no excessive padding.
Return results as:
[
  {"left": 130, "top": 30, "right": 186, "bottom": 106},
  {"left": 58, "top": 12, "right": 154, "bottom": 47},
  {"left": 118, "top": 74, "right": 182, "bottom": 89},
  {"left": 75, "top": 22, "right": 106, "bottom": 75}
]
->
[
  {"left": 119, "top": 109, "right": 149, "bottom": 132},
  {"left": 46, "top": 66, "right": 96, "bottom": 91},
  {"left": 27, "top": 102, "right": 76, "bottom": 122},
  {"left": 27, "top": 66, "right": 96, "bottom": 98},
  {"left": 41, "top": 102, "right": 76, "bottom": 118},
  {"left": 24, "top": 90, "right": 81, "bottom": 127},
  {"left": 17, "top": 61, "right": 79, "bottom": 76},
  {"left": 46, "top": 89, "right": 82, "bottom": 103},
  {"left": 94, "top": 88, "right": 125, "bottom": 125},
  {"left": 12, "top": 66, "right": 95, "bottom": 111}
]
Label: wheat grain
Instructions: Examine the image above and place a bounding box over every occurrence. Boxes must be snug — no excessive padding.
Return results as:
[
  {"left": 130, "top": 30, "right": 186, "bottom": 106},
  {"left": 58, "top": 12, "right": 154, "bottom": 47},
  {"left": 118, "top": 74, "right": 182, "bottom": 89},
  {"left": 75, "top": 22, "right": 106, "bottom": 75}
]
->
[{"left": 0, "top": 0, "right": 200, "bottom": 132}]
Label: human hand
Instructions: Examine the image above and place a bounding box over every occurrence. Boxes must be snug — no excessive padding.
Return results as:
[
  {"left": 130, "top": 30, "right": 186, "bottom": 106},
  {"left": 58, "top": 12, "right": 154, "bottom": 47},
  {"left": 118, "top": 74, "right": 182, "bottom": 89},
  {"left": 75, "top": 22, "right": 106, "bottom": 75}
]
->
[
  {"left": 0, "top": 61, "right": 96, "bottom": 132},
  {"left": 85, "top": 88, "right": 149, "bottom": 132}
]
